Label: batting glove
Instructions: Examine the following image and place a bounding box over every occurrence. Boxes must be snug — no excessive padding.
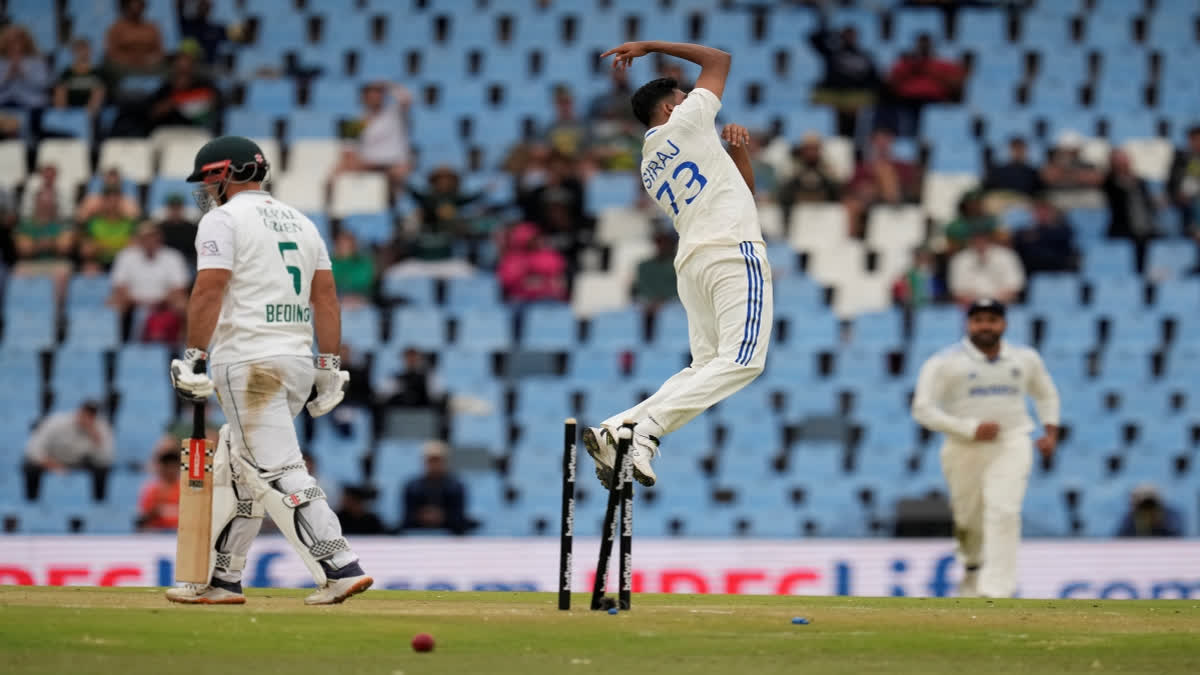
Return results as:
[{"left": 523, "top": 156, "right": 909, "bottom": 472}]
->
[
  {"left": 170, "top": 347, "right": 214, "bottom": 403},
  {"left": 307, "top": 353, "right": 349, "bottom": 417}
]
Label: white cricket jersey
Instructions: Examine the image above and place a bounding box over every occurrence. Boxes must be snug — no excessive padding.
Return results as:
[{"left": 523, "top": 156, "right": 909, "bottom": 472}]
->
[
  {"left": 640, "top": 87, "right": 762, "bottom": 267},
  {"left": 911, "top": 338, "right": 1060, "bottom": 443},
  {"left": 194, "top": 190, "right": 331, "bottom": 365}
]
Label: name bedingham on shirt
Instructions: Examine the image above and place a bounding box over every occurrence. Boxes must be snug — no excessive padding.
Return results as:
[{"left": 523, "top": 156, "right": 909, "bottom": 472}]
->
[
  {"left": 641, "top": 87, "right": 762, "bottom": 266},
  {"left": 194, "top": 190, "right": 331, "bottom": 365},
  {"left": 911, "top": 339, "right": 1061, "bottom": 441}
]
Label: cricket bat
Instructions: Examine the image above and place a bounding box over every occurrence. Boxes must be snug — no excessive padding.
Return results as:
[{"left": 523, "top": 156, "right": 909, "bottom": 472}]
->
[{"left": 175, "top": 359, "right": 214, "bottom": 583}]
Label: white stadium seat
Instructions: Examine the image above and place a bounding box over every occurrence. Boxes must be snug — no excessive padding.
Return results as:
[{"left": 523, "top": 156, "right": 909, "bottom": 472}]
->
[
  {"left": 0, "top": 139, "right": 27, "bottom": 189},
  {"left": 789, "top": 203, "right": 849, "bottom": 253},
  {"left": 832, "top": 274, "right": 892, "bottom": 318},
  {"left": 159, "top": 137, "right": 211, "bottom": 179},
  {"left": 19, "top": 173, "right": 76, "bottom": 218},
  {"left": 807, "top": 241, "right": 866, "bottom": 286},
  {"left": 149, "top": 126, "right": 211, "bottom": 155},
  {"left": 273, "top": 171, "right": 326, "bottom": 213},
  {"left": 596, "top": 207, "right": 652, "bottom": 244},
  {"left": 287, "top": 138, "right": 342, "bottom": 176},
  {"left": 867, "top": 205, "right": 926, "bottom": 251},
  {"left": 609, "top": 238, "right": 656, "bottom": 286},
  {"left": 98, "top": 138, "right": 154, "bottom": 184},
  {"left": 921, "top": 172, "right": 978, "bottom": 224},
  {"left": 822, "top": 135, "right": 855, "bottom": 182},
  {"left": 1079, "top": 136, "right": 1111, "bottom": 170},
  {"left": 35, "top": 138, "right": 90, "bottom": 189},
  {"left": 571, "top": 272, "right": 630, "bottom": 317},
  {"left": 757, "top": 203, "right": 785, "bottom": 240},
  {"left": 329, "top": 172, "right": 388, "bottom": 217},
  {"left": 1123, "top": 138, "right": 1173, "bottom": 183}
]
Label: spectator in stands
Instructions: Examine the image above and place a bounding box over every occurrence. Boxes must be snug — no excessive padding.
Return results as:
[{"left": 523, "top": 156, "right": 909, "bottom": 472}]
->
[
  {"left": 948, "top": 230, "right": 1026, "bottom": 306},
  {"left": 879, "top": 33, "right": 966, "bottom": 137},
  {"left": 633, "top": 230, "right": 678, "bottom": 312},
  {"left": 944, "top": 189, "right": 997, "bottom": 252},
  {"left": 1115, "top": 483, "right": 1184, "bottom": 537},
  {"left": 542, "top": 84, "right": 589, "bottom": 159},
  {"left": 53, "top": 39, "right": 105, "bottom": 116},
  {"left": 808, "top": 22, "right": 880, "bottom": 137},
  {"left": 135, "top": 440, "right": 180, "bottom": 532},
  {"left": 157, "top": 193, "right": 197, "bottom": 267},
  {"left": 337, "top": 485, "right": 386, "bottom": 535},
  {"left": 0, "top": 25, "right": 50, "bottom": 113},
  {"left": 148, "top": 47, "right": 221, "bottom": 132},
  {"left": 379, "top": 347, "right": 445, "bottom": 409},
  {"left": 177, "top": 0, "right": 229, "bottom": 66},
  {"left": 330, "top": 344, "right": 374, "bottom": 438},
  {"left": 1040, "top": 131, "right": 1104, "bottom": 209},
  {"left": 23, "top": 400, "right": 113, "bottom": 502},
  {"left": 843, "top": 128, "right": 921, "bottom": 236},
  {"left": 892, "top": 246, "right": 946, "bottom": 308},
  {"left": 80, "top": 184, "right": 138, "bottom": 270},
  {"left": 1167, "top": 124, "right": 1200, "bottom": 235},
  {"left": 1012, "top": 196, "right": 1078, "bottom": 275},
  {"left": 588, "top": 66, "right": 634, "bottom": 124},
  {"left": 104, "top": 0, "right": 166, "bottom": 75},
  {"left": 331, "top": 81, "right": 413, "bottom": 187},
  {"left": 76, "top": 168, "right": 140, "bottom": 223},
  {"left": 108, "top": 221, "right": 189, "bottom": 332},
  {"left": 400, "top": 441, "right": 472, "bottom": 535},
  {"left": 330, "top": 231, "right": 375, "bottom": 308},
  {"left": 515, "top": 150, "right": 591, "bottom": 269},
  {"left": 1103, "top": 148, "right": 1158, "bottom": 273},
  {"left": 778, "top": 133, "right": 841, "bottom": 225},
  {"left": 588, "top": 70, "right": 641, "bottom": 172},
  {"left": 407, "top": 165, "right": 484, "bottom": 260},
  {"left": 13, "top": 188, "right": 75, "bottom": 292},
  {"left": 982, "top": 136, "right": 1042, "bottom": 212},
  {"left": 497, "top": 222, "right": 568, "bottom": 303}
]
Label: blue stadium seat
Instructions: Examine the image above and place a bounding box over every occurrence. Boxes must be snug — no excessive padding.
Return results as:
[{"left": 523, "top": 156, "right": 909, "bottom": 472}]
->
[
  {"left": 892, "top": 7, "right": 944, "bottom": 44},
  {"left": 586, "top": 309, "right": 642, "bottom": 349},
  {"left": 65, "top": 275, "right": 111, "bottom": 310},
  {"left": 62, "top": 307, "right": 119, "bottom": 349},
  {"left": 50, "top": 348, "right": 107, "bottom": 410},
  {"left": 1082, "top": 241, "right": 1136, "bottom": 280},
  {"left": 566, "top": 347, "right": 624, "bottom": 381},
  {"left": 435, "top": 348, "right": 493, "bottom": 389},
  {"left": 1091, "top": 278, "right": 1144, "bottom": 310},
  {"left": 450, "top": 414, "right": 506, "bottom": 452},
  {"left": 4, "top": 276, "right": 54, "bottom": 310},
  {"left": 391, "top": 305, "right": 448, "bottom": 345},
  {"left": 307, "top": 78, "right": 362, "bottom": 116},
  {"left": 1147, "top": 241, "right": 1197, "bottom": 280},
  {"left": 954, "top": 8, "right": 1007, "bottom": 47},
  {"left": 522, "top": 304, "right": 576, "bottom": 350},
  {"left": 286, "top": 110, "right": 338, "bottom": 142},
  {"left": 846, "top": 310, "right": 902, "bottom": 348},
  {"left": 147, "top": 178, "right": 195, "bottom": 213},
  {"left": 224, "top": 109, "right": 276, "bottom": 139},
  {"left": 2, "top": 308, "right": 56, "bottom": 351},
  {"left": 244, "top": 79, "right": 298, "bottom": 116},
  {"left": 1097, "top": 345, "right": 1155, "bottom": 383},
  {"left": 445, "top": 275, "right": 500, "bottom": 308},
  {"left": 340, "top": 212, "right": 394, "bottom": 245},
  {"left": 41, "top": 108, "right": 92, "bottom": 142},
  {"left": 341, "top": 305, "right": 382, "bottom": 351},
  {"left": 772, "top": 277, "right": 826, "bottom": 322},
  {"left": 581, "top": 381, "right": 641, "bottom": 423},
  {"left": 39, "top": 472, "right": 95, "bottom": 508},
  {"left": 1028, "top": 274, "right": 1082, "bottom": 310},
  {"left": 113, "top": 343, "right": 169, "bottom": 392},
  {"left": 835, "top": 345, "right": 891, "bottom": 385},
  {"left": 454, "top": 309, "right": 512, "bottom": 351},
  {"left": 1041, "top": 345, "right": 1091, "bottom": 383},
  {"left": 1104, "top": 313, "right": 1161, "bottom": 349},
  {"left": 514, "top": 378, "right": 574, "bottom": 422},
  {"left": 632, "top": 347, "right": 686, "bottom": 380},
  {"left": 585, "top": 173, "right": 640, "bottom": 214},
  {"left": 379, "top": 274, "right": 436, "bottom": 306},
  {"left": 649, "top": 303, "right": 689, "bottom": 349}
]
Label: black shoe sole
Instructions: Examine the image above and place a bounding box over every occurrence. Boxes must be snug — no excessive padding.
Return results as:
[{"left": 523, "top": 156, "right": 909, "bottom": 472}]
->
[{"left": 582, "top": 428, "right": 616, "bottom": 489}]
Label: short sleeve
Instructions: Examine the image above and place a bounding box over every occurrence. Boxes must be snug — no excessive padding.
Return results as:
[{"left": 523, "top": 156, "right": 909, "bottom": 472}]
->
[
  {"left": 669, "top": 87, "right": 721, "bottom": 129},
  {"left": 167, "top": 249, "right": 191, "bottom": 288},
  {"left": 195, "top": 209, "right": 236, "bottom": 270},
  {"left": 110, "top": 249, "right": 133, "bottom": 287},
  {"left": 315, "top": 233, "right": 332, "bottom": 271}
]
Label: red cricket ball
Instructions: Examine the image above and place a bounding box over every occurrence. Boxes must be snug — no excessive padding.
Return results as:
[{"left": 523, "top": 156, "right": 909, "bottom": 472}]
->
[{"left": 411, "top": 633, "right": 435, "bottom": 653}]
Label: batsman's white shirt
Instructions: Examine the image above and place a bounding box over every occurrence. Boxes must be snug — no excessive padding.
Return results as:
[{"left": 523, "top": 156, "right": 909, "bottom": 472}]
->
[
  {"left": 194, "top": 190, "right": 331, "bottom": 365},
  {"left": 640, "top": 87, "right": 763, "bottom": 267},
  {"left": 911, "top": 338, "right": 1060, "bottom": 442}
]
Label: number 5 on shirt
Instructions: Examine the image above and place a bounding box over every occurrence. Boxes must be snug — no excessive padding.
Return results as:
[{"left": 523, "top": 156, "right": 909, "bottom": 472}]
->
[{"left": 277, "top": 241, "right": 301, "bottom": 295}]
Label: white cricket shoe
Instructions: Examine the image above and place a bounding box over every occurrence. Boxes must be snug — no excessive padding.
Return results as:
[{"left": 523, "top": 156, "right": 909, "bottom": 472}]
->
[
  {"left": 629, "top": 433, "right": 659, "bottom": 487},
  {"left": 304, "top": 574, "right": 373, "bottom": 605},
  {"left": 583, "top": 426, "right": 618, "bottom": 488},
  {"left": 165, "top": 583, "right": 246, "bottom": 605}
]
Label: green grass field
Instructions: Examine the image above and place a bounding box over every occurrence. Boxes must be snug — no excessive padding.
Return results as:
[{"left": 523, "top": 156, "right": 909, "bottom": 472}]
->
[{"left": 2, "top": 587, "right": 1198, "bottom": 674}]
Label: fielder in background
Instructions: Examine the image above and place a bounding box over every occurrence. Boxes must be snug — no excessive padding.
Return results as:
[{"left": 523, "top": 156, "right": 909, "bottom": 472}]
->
[
  {"left": 584, "top": 40, "right": 772, "bottom": 488},
  {"left": 167, "top": 136, "right": 372, "bottom": 605},
  {"left": 911, "top": 299, "right": 1060, "bottom": 598}
]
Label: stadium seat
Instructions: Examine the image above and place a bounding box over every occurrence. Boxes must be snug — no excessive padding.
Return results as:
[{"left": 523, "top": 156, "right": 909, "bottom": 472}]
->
[
  {"left": 224, "top": 109, "right": 276, "bottom": 141},
  {"left": 586, "top": 309, "right": 642, "bottom": 349},
  {"left": 41, "top": 108, "right": 92, "bottom": 143},
  {"left": 62, "top": 307, "right": 119, "bottom": 350},
  {"left": 445, "top": 276, "right": 500, "bottom": 308},
  {"left": 1083, "top": 241, "right": 1136, "bottom": 280},
  {"left": 340, "top": 212, "right": 394, "bottom": 245},
  {"left": 1028, "top": 274, "right": 1082, "bottom": 310},
  {"left": 329, "top": 173, "right": 388, "bottom": 217},
  {"left": 379, "top": 273, "right": 436, "bottom": 306},
  {"left": 1146, "top": 241, "right": 1197, "bottom": 280},
  {"left": 35, "top": 138, "right": 90, "bottom": 189},
  {"left": 50, "top": 348, "right": 107, "bottom": 410},
  {"left": 454, "top": 309, "right": 512, "bottom": 351},
  {"left": 572, "top": 272, "right": 630, "bottom": 317},
  {"left": 244, "top": 79, "right": 298, "bottom": 116},
  {"left": 522, "top": 304, "right": 577, "bottom": 350},
  {"left": 1089, "top": 277, "right": 1144, "bottom": 309},
  {"left": 0, "top": 139, "right": 28, "bottom": 189}
]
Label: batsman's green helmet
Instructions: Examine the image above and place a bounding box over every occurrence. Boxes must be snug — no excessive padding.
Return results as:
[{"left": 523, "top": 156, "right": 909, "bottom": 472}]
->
[{"left": 185, "top": 135, "right": 269, "bottom": 183}]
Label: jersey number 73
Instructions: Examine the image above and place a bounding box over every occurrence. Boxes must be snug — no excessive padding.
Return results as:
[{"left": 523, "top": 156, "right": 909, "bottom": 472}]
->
[{"left": 655, "top": 161, "right": 708, "bottom": 215}]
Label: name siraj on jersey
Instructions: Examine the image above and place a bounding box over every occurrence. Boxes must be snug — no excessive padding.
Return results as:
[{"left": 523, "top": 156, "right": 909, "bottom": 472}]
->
[{"left": 641, "top": 140, "right": 682, "bottom": 189}]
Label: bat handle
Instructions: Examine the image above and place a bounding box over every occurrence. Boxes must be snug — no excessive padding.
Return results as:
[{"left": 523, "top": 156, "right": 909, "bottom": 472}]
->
[{"left": 192, "top": 358, "right": 207, "bottom": 438}]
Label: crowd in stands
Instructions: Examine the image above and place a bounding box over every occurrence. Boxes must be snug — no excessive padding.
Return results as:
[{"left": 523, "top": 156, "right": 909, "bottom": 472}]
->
[{"left": 0, "top": 0, "right": 1196, "bottom": 537}]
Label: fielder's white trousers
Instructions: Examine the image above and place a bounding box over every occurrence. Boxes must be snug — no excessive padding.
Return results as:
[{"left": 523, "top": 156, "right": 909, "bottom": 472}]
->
[
  {"left": 605, "top": 241, "right": 772, "bottom": 435},
  {"left": 211, "top": 356, "right": 357, "bottom": 582},
  {"left": 940, "top": 435, "right": 1033, "bottom": 598}
]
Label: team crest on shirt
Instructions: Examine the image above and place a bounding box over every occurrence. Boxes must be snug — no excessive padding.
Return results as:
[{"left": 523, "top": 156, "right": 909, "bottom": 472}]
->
[{"left": 200, "top": 240, "right": 220, "bottom": 256}]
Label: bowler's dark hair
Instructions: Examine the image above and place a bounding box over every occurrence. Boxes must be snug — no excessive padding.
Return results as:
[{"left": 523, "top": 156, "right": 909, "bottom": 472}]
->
[{"left": 631, "top": 78, "right": 678, "bottom": 127}]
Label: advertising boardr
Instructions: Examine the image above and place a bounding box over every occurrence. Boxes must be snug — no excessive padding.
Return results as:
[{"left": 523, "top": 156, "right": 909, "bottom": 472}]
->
[{"left": 1, "top": 537, "right": 1198, "bottom": 599}]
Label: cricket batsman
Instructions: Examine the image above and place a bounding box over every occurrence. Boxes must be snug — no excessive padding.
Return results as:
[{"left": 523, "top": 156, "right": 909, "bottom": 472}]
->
[
  {"left": 166, "top": 136, "right": 372, "bottom": 605},
  {"left": 911, "top": 299, "right": 1060, "bottom": 598}
]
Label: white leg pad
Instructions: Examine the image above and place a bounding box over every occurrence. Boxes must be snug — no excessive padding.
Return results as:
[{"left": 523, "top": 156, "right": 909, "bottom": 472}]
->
[
  {"left": 208, "top": 425, "right": 264, "bottom": 582},
  {"left": 230, "top": 446, "right": 351, "bottom": 587}
]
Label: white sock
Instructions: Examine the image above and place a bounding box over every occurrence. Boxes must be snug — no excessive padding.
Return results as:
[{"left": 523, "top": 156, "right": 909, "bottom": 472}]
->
[{"left": 634, "top": 418, "right": 664, "bottom": 439}]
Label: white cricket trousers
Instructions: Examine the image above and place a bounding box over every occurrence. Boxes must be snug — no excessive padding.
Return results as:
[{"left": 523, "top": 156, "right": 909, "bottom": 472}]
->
[
  {"left": 211, "top": 356, "right": 357, "bottom": 583},
  {"left": 605, "top": 241, "right": 772, "bottom": 436},
  {"left": 940, "top": 435, "right": 1033, "bottom": 598}
]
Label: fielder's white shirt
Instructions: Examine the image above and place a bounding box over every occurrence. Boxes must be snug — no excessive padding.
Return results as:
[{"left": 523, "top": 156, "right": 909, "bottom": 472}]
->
[
  {"left": 195, "top": 190, "right": 331, "bottom": 365},
  {"left": 911, "top": 338, "right": 1060, "bottom": 443},
  {"left": 640, "top": 87, "right": 763, "bottom": 267}
]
